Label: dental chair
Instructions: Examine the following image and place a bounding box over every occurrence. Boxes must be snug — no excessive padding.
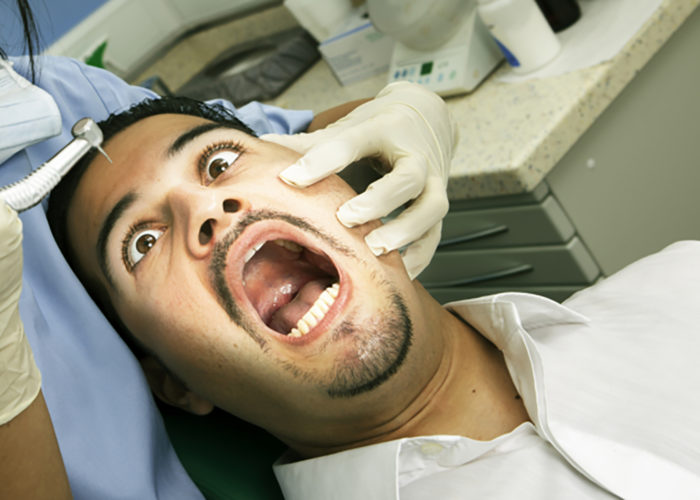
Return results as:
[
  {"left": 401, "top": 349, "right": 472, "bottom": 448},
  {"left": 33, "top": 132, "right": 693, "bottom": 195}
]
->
[{"left": 160, "top": 404, "right": 286, "bottom": 499}]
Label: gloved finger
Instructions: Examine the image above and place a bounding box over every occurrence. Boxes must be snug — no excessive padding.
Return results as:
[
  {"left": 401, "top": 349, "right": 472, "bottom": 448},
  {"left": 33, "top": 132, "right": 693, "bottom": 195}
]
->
[
  {"left": 363, "top": 176, "right": 448, "bottom": 254},
  {"left": 277, "top": 140, "right": 358, "bottom": 187},
  {"left": 401, "top": 223, "right": 443, "bottom": 280},
  {"left": 0, "top": 202, "right": 23, "bottom": 300},
  {"left": 278, "top": 125, "right": 379, "bottom": 187},
  {"left": 336, "top": 157, "right": 427, "bottom": 227}
]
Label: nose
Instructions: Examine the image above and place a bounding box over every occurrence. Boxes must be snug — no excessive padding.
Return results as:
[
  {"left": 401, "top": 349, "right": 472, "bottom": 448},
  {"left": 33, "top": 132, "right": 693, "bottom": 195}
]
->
[{"left": 168, "top": 185, "right": 246, "bottom": 259}]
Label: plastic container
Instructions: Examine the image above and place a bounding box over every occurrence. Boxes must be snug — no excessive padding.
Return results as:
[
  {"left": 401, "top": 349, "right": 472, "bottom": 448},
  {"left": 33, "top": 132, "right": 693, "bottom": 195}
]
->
[
  {"left": 477, "top": 0, "right": 561, "bottom": 73},
  {"left": 535, "top": 0, "right": 581, "bottom": 32}
]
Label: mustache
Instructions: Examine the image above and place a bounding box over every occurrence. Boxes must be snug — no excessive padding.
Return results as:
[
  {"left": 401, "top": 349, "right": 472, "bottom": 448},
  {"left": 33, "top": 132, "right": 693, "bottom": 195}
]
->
[{"left": 208, "top": 209, "right": 351, "bottom": 349}]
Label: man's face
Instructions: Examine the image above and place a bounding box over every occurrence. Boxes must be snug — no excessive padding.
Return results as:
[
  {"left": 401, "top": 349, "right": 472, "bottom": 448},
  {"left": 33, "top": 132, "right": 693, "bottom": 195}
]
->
[{"left": 66, "top": 113, "right": 433, "bottom": 442}]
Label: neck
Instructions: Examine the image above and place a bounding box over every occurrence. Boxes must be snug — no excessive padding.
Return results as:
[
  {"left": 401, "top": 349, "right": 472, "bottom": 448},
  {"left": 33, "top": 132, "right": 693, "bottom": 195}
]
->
[
  {"left": 290, "top": 288, "right": 530, "bottom": 458},
  {"left": 372, "top": 305, "right": 529, "bottom": 443},
  {"left": 411, "top": 308, "right": 530, "bottom": 439}
]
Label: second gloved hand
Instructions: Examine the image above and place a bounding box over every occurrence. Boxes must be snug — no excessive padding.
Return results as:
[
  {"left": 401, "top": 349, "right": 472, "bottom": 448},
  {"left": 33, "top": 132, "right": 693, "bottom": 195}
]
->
[
  {"left": 0, "top": 202, "right": 41, "bottom": 425},
  {"left": 261, "top": 81, "right": 458, "bottom": 279}
]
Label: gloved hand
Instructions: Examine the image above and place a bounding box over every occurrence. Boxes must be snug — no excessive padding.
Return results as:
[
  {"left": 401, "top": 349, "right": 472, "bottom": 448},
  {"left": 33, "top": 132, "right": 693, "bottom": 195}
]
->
[
  {"left": 261, "top": 81, "right": 458, "bottom": 279},
  {"left": 0, "top": 201, "right": 41, "bottom": 425}
]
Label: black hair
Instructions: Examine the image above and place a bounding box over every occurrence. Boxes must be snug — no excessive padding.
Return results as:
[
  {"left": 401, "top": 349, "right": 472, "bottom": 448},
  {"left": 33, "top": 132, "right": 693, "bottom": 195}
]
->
[
  {"left": 46, "top": 95, "right": 256, "bottom": 354},
  {"left": 0, "top": 0, "right": 41, "bottom": 81}
]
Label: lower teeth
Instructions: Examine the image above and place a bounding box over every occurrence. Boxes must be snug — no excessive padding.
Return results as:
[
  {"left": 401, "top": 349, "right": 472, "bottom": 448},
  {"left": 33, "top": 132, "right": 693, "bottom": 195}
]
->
[{"left": 288, "top": 283, "right": 339, "bottom": 338}]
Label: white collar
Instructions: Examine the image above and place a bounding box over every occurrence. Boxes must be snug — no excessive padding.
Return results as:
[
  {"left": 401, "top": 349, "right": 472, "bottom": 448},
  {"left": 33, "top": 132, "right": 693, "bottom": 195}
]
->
[
  {"left": 446, "top": 292, "right": 589, "bottom": 433},
  {"left": 275, "top": 440, "right": 403, "bottom": 500}
]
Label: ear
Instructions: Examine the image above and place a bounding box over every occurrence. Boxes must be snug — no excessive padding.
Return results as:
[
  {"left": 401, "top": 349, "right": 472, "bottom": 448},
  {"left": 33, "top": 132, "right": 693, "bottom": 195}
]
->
[{"left": 140, "top": 356, "right": 214, "bottom": 416}]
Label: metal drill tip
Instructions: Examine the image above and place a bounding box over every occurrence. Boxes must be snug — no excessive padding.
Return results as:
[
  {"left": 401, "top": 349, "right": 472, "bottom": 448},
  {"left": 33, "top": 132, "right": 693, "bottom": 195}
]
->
[
  {"left": 72, "top": 117, "right": 110, "bottom": 163},
  {"left": 96, "top": 145, "right": 113, "bottom": 164}
]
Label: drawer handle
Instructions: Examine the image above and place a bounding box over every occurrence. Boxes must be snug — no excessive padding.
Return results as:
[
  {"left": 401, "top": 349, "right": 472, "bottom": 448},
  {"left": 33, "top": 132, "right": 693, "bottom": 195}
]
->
[
  {"left": 438, "top": 224, "right": 508, "bottom": 248},
  {"left": 421, "top": 263, "right": 532, "bottom": 287}
]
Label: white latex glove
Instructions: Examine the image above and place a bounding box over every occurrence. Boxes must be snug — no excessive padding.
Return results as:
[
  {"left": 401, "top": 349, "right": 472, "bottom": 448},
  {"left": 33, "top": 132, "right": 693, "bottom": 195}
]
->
[
  {"left": 0, "top": 201, "right": 41, "bottom": 425},
  {"left": 261, "top": 81, "right": 458, "bottom": 279}
]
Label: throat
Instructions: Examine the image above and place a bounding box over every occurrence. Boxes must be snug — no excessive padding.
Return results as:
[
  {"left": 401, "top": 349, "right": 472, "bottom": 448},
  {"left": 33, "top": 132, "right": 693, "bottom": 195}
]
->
[
  {"left": 424, "top": 311, "right": 531, "bottom": 440},
  {"left": 381, "top": 310, "right": 531, "bottom": 444}
]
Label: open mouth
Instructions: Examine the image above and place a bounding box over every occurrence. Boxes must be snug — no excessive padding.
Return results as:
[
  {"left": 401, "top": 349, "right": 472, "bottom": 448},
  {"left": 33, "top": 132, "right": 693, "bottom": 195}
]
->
[{"left": 241, "top": 238, "right": 341, "bottom": 338}]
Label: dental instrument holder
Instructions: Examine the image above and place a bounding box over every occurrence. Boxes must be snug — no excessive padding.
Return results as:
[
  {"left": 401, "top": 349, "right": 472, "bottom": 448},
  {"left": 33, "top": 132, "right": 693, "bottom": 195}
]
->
[{"left": 0, "top": 117, "right": 109, "bottom": 212}]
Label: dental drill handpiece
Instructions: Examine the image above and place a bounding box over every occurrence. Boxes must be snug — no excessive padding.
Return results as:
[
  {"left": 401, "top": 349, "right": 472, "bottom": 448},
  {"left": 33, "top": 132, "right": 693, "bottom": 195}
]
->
[{"left": 0, "top": 117, "right": 111, "bottom": 212}]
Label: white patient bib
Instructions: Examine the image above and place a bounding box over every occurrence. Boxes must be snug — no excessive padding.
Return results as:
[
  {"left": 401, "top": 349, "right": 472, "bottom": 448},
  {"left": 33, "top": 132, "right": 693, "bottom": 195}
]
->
[{"left": 0, "top": 58, "right": 61, "bottom": 164}]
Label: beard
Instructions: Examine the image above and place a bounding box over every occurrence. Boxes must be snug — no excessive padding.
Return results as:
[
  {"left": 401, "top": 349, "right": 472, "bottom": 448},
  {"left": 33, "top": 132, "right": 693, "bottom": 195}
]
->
[
  {"left": 324, "top": 290, "right": 412, "bottom": 398},
  {"left": 274, "top": 284, "right": 412, "bottom": 399},
  {"left": 209, "top": 209, "right": 413, "bottom": 399}
]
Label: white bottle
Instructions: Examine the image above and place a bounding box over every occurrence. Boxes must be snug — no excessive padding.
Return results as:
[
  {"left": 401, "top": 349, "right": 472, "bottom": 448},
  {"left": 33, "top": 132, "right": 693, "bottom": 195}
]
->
[{"left": 477, "top": 0, "right": 561, "bottom": 73}]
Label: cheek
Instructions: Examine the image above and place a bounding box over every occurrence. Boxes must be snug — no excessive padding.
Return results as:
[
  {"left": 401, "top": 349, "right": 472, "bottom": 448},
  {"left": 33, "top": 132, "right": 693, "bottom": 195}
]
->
[
  {"left": 305, "top": 176, "right": 357, "bottom": 207},
  {"left": 116, "top": 283, "right": 215, "bottom": 357},
  {"left": 241, "top": 143, "right": 358, "bottom": 204},
  {"left": 237, "top": 169, "right": 358, "bottom": 231}
]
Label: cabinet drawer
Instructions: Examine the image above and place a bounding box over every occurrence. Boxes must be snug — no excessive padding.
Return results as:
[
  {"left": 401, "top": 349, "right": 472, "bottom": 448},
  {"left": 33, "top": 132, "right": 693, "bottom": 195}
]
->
[
  {"left": 419, "top": 237, "right": 599, "bottom": 287},
  {"left": 426, "top": 285, "right": 584, "bottom": 304},
  {"left": 441, "top": 196, "right": 575, "bottom": 249}
]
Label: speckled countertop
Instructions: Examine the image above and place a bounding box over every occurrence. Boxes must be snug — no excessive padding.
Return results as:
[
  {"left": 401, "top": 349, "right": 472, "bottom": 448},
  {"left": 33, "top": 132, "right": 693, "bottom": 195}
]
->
[{"left": 266, "top": 0, "right": 699, "bottom": 201}]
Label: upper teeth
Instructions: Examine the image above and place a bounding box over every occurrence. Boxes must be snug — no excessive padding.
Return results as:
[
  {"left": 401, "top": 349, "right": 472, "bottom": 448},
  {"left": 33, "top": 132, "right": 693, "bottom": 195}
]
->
[
  {"left": 244, "top": 241, "right": 265, "bottom": 263},
  {"left": 244, "top": 239, "right": 303, "bottom": 263},
  {"left": 288, "top": 283, "right": 339, "bottom": 338},
  {"left": 274, "top": 239, "right": 303, "bottom": 252}
]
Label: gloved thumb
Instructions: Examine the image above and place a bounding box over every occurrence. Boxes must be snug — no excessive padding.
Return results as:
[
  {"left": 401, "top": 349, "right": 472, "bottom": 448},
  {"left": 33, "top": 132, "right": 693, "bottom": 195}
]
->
[
  {"left": 0, "top": 202, "right": 23, "bottom": 301},
  {"left": 262, "top": 132, "right": 353, "bottom": 187},
  {"left": 0, "top": 201, "right": 41, "bottom": 426}
]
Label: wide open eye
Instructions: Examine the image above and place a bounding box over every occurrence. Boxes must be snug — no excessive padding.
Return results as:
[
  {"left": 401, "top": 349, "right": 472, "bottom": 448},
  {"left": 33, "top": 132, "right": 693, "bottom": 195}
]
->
[
  {"left": 126, "top": 228, "right": 164, "bottom": 268},
  {"left": 202, "top": 150, "right": 240, "bottom": 183}
]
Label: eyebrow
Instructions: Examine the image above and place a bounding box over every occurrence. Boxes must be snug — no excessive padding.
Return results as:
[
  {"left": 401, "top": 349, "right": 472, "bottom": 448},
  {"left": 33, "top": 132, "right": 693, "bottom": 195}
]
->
[
  {"left": 167, "top": 122, "right": 233, "bottom": 158},
  {"left": 97, "top": 191, "right": 136, "bottom": 288}
]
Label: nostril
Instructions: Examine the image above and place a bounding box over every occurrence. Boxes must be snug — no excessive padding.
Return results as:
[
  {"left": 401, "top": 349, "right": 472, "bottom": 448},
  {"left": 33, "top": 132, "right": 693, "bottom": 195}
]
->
[
  {"left": 199, "top": 219, "right": 214, "bottom": 245},
  {"left": 223, "top": 199, "right": 240, "bottom": 213}
]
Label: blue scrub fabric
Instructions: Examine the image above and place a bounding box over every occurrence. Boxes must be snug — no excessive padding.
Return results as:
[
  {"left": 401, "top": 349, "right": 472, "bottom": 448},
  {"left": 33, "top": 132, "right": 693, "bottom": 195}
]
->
[{"left": 1, "top": 55, "right": 312, "bottom": 499}]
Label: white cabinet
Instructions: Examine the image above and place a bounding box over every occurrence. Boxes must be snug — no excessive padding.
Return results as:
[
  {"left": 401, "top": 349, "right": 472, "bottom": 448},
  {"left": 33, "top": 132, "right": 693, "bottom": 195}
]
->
[
  {"left": 47, "top": 0, "right": 275, "bottom": 77},
  {"left": 545, "top": 5, "right": 700, "bottom": 276}
]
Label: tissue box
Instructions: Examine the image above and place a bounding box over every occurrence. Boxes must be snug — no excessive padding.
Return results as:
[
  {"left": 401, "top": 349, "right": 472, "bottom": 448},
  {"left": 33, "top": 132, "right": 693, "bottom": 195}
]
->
[{"left": 319, "top": 12, "right": 394, "bottom": 86}]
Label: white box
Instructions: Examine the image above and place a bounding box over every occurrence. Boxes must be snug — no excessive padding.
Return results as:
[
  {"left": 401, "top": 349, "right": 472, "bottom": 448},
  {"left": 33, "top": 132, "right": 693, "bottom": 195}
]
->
[{"left": 319, "top": 12, "right": 394, "bottom": 86}]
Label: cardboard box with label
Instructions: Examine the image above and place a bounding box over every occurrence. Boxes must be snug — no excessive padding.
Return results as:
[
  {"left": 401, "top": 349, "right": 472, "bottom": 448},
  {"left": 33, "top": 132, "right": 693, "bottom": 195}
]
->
[{"left": 319, "top": 10, "right": 394, "bottom": 86}]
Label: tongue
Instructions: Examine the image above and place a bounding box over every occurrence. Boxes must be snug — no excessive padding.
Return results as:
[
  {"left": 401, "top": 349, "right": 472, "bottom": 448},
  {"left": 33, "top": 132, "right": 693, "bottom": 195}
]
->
[
  {"left": 268, "top": 279, "right": 331, "bottom": 334},
  {"left": 242, "top": 242, "right": 333, "bottom": 332}
]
